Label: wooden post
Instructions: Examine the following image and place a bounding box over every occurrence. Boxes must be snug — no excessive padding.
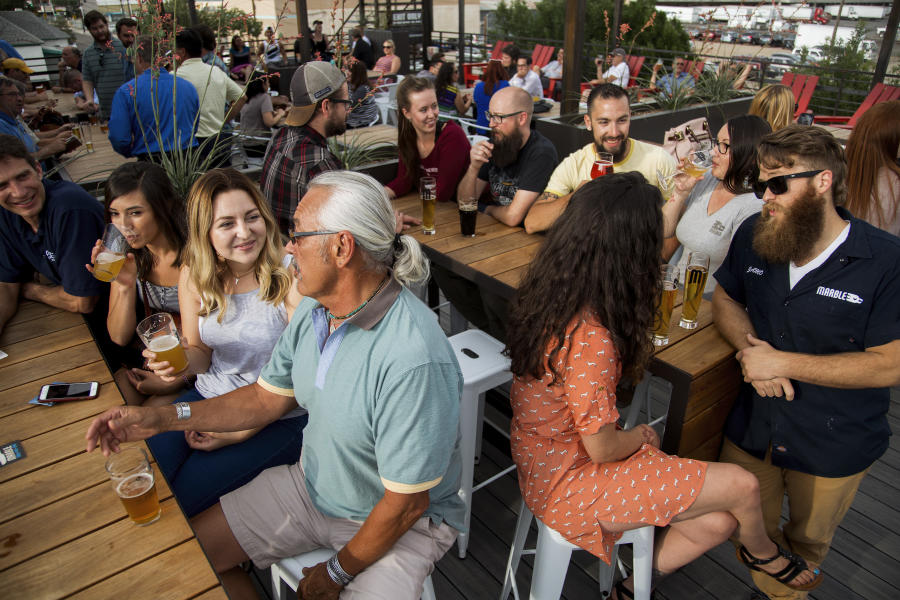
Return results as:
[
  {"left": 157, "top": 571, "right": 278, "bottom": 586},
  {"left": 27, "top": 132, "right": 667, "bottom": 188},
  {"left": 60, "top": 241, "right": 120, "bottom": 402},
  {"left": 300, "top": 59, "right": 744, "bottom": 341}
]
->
[
  {"left": 612, "top": 0, "right": 624, "bottom": 49},
  {"left": 423, "top": 0, "right": 434, "bottom": 62},
  {"left": 560, "top": 0, "right": 586, "bottom": 116},
  {"left": 294, "top": 0, "right": 312, "bottom": 63},
  {"left": 458, "top": 0, "right": 466, "bottom": 65},
  {"left": 873, "top": 0, "right": 900, "bottom": 86}
]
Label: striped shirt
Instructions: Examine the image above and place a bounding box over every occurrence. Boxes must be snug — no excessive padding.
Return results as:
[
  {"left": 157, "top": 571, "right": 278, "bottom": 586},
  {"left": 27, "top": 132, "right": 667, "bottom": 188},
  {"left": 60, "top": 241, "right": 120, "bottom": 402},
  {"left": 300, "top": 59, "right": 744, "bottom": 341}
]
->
[
  {"left": 81, "top": 38, "right": 128, "bottom": 119},
  {"left": 260, "top": 125, "right": 342, "bottom": 234}
]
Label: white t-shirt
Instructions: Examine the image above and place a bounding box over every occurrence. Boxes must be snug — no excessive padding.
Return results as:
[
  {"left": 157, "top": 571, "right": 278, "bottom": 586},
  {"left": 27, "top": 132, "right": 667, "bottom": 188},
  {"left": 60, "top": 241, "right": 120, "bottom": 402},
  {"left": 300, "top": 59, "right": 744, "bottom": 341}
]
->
[
  {"left": 789, "top": 222, "right": 851, "bottom": 289},
  {"left": 603, "top": 61, "right": 630, "bottom": 88},
  {"left": 509, "top": 70, "right": 544, "bottom": 99}
]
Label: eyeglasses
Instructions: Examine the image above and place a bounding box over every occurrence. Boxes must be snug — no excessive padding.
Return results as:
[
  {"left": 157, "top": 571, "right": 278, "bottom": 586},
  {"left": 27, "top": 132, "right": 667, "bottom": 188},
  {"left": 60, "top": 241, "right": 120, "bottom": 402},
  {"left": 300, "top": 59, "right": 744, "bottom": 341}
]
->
[
  {"left": 752, "top": 170, "right": 823, "bottom": 199},
  {"left": 383, "top": 45, "right": 392, "bottom": 49},
  {"left": 485, "top": 110, "right": 524, "bottom": 124},
  {"left": 327, "top": 98, "right": 352, "bottom": 106},
  {"left": 288, "top": 229, "right": 339, "bottom": 240},
  {"left": 713, "top": 138, "right": 730, "bottom": 154}
]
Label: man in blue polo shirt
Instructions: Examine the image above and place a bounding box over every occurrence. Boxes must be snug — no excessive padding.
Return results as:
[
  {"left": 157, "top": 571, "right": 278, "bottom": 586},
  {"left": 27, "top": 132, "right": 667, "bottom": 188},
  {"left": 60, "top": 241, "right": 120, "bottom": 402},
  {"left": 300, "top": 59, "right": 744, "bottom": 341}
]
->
[
  {"left": 85, "top": 171, "right": 464, "bottom": 599},
  {"left": 713, "top": 125, "right": 900, "bottom": 599},
  {"left": 0, "top": 135, "right": 105, "bottom": 335},
  {"left": 108, "top": 35, "right": 199, "bottom": 160}
]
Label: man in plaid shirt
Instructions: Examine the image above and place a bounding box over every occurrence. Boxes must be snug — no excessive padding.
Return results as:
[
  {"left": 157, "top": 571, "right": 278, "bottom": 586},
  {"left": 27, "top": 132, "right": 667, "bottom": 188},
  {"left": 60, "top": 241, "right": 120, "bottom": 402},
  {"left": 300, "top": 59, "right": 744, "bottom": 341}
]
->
[{"left": 261, "top": 62, "right": 349, "bottom": 234}]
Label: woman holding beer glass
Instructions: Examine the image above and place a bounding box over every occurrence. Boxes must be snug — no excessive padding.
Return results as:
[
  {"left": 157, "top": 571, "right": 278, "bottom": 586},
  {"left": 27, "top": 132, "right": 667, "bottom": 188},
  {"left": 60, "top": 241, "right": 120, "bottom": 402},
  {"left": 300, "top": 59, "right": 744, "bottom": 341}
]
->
[
  {"left": 86, "top": 162, "right": 188, "bottom": 406},
  {"left": 144, "top": 167, "right": 307, "bottom": 517},
  {"left": 384, "top": 76, "right": 470, "bottom": 203},
  {"left": 505, "top": 172, "right": 822, "bottom": 599},
  {"left": 661, "top": 115, "right": 771, "bottom": 292}
]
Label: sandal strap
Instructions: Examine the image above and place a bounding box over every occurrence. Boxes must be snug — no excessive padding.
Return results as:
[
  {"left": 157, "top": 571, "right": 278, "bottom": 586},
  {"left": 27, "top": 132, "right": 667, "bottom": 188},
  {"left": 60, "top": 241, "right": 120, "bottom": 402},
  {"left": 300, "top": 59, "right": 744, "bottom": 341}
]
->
[
  {"left": 768, "top": 546, "right": 810, "bottom": 585},
  {"left": 738, "top": 544, "right": 781, "bottom": 568}
]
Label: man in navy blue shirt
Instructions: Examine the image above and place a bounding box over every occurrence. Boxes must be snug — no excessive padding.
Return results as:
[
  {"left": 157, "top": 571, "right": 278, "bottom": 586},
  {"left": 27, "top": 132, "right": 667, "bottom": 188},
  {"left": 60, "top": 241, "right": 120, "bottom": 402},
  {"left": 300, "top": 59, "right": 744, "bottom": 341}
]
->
[
  {"left": 0, "top": 135, "right": 105, "bottom": 335},
  {"left": 108, "top": 35, "right": 199, "bottom": 160},
  {"left": 713, "top": 125, "right": 900, "bottom": 599}
]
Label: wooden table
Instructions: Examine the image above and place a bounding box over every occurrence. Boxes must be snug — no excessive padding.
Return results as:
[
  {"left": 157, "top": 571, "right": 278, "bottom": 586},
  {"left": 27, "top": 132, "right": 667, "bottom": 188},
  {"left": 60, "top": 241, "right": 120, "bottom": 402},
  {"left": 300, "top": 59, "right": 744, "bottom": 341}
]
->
[
  {"left": 0, "top": 302, "right": 225, "bottom": 599},
  {"left": 394, "top": 194, "right": 741, "bottom": 461},
  {"left": 56, "top": 123, "right": 132, "bottom": 191}
]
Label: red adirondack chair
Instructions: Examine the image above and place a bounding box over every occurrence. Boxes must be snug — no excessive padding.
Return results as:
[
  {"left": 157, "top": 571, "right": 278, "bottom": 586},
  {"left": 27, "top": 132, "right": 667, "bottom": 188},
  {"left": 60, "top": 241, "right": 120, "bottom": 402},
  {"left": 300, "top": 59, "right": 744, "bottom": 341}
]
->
[
  {"left": 781, "top": 72, "right": 819, "bottom": 118},
  {"left": 490, "top": 40, "right": 508, "bottom": 60},
  {"left": 683, "top": 60, "right": 705, "bottom": 80},
  {"left": 814, "top": 83, "right": 900, "bottom": 129},
  {"left": 626, "top": 55, "right": 646, "bottom": 88},
  {"left": 533, "top": 45, "right": 554, "bottom": 68}
]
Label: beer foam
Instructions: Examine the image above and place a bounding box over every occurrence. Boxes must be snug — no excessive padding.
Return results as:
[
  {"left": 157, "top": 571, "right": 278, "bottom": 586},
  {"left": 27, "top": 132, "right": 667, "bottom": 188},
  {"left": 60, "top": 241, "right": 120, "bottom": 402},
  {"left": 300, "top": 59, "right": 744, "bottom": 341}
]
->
[
  {"left": 116, "top": 473, "right": 154, "bottom": 498},
  {"left": 147, "top": 334, "right": 180, "bottom": 352},
  {"left": 95, "top": 251, "right": 124, "bottom": 263}
]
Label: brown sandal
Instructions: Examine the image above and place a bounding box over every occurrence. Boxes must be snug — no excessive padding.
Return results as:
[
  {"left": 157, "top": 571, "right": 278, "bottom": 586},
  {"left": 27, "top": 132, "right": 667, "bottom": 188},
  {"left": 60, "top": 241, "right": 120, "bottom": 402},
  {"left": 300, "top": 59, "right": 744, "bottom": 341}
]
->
[{"left": 737, "top": 544, "right": 823, "bottom": 591}]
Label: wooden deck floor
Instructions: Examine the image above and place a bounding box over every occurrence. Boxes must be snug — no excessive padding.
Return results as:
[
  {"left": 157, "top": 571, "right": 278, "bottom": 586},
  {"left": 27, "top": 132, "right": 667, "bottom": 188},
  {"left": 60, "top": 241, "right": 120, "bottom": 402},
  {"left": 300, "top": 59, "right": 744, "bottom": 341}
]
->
[{"left": 429, "top": 387, "right": 900, "bottom": 600}]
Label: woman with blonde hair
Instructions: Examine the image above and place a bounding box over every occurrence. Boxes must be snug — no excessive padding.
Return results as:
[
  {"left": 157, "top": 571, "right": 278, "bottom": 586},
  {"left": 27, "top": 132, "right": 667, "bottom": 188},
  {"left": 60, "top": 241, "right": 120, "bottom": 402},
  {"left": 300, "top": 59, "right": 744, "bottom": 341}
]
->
[
  {"left": 844, "top": 100, "right": 900, "bottom": 236},
  {"left": 374, "top": 38, "right": 401, "bottom": 81},
  {"left": 748, "top": 84, "right": 795, "bottom": 131},
  {"left": 144, "top": 167, "right": 307, "bottom": 517}
]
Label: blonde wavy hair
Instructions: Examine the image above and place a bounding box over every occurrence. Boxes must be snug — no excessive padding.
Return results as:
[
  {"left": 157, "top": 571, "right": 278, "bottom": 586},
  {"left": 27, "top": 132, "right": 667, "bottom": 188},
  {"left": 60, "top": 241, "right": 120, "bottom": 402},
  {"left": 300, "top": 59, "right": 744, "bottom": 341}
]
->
[
  {"left": 185, "top": 168, "right": 292, "bottom": 323},
  {"left": 749, "top": 84, "right": 795, "bottom": 132}
]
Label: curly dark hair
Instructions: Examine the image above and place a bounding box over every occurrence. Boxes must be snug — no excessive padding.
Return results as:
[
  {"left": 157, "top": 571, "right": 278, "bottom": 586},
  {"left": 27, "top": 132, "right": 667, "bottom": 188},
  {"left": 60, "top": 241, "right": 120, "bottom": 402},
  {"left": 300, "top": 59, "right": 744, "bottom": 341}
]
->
[
  {"left": 721, "top": 114, "right": 771, "bottom": 194},
  {"left": 506, "top": 172, "right": 662, "bottom": 385}
]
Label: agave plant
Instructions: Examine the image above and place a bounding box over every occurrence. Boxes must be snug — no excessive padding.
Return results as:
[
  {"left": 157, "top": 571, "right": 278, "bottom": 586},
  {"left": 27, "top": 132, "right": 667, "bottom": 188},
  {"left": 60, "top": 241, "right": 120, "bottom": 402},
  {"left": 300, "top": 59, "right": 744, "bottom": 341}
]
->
[
  {"left": 327, "top": 132, "right": 397, "bottom": 170},
  {"left": 694, "top": 62, "right": 753, "bottom": 105}
]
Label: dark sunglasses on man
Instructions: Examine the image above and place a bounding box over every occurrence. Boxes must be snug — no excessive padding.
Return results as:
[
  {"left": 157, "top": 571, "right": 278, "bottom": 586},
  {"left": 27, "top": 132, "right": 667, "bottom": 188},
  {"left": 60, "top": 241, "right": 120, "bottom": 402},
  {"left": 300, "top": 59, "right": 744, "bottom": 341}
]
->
[{"left": 752, "top": 170, "right": 823, "bottom": 199}]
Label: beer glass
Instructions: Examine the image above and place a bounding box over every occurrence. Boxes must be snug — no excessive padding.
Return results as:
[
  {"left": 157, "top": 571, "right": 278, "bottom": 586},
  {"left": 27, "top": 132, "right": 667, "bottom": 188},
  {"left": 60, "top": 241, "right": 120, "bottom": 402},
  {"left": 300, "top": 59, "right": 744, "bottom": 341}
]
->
[
  {"left": 136, "top": 312, "right": 189, "bottom": 373},
  {"left": 92, "top": 223, "right": 129, "bottom": 282},
  {"left": 420, "top": 176, "right": 437, "bottom": 235},
  {"left": 458, "top": 196, "right": 478, "bottom": 237},
  {"left": 79, "top": 121, "right": 94, "bottom": 152},
  {"left": 683, "top": 141, "right": 713, "bottom": 178},
  {"left": 679, "top": 251, "right": 710, "bottom": 329},
  {"left": 71, "top": 123, "right": 82, "bottom": 141},
  {"left": 100, "top": 120, "right": 109, "bottom": 133},
  {"left": 653, "top": 265, "right": 679, "bottom": 346},
  {"left": 106, "top": 447, "right": 161, "bottom": 526},
  {"left": 591, "top": 152, "right": 614, "bottom": 179},
  {"left": 656, "top": 168, "right": 675, "bottom": 201}
]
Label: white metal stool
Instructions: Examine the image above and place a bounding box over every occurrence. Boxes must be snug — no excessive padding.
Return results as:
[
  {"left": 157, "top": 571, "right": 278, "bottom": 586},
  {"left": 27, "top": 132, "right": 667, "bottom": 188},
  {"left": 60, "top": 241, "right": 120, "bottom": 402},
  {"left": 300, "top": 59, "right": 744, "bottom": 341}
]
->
[
  {"left": 270, "top": 548, "right": 437, "bottom": 600},
  {"left": 449, "top": 328, "right": 514, "bottom": 559},
  {"left": 501, "top": 501, "right": 654, "bottom": 600},
  {"left": 623, "top": 371, "right": 672, "bottom": 431}
]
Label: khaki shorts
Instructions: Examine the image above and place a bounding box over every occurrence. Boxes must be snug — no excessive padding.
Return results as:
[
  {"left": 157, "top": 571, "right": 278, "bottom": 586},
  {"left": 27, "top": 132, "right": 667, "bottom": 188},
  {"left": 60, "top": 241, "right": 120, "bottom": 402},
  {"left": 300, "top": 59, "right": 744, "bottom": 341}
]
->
[{"left": 221, "top": 461, "right": 458, "bottom": 599}]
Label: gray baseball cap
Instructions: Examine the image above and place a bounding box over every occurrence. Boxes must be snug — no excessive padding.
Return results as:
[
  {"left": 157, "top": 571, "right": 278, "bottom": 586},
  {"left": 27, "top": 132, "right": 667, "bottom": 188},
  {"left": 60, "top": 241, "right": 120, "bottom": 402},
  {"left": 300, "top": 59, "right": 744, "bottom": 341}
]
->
[
  {"left": 612, "top": 48, "right": 626, "bottom": 57},
  {"left": 286, "top": 61, "right": 346, "bottom": 127}
]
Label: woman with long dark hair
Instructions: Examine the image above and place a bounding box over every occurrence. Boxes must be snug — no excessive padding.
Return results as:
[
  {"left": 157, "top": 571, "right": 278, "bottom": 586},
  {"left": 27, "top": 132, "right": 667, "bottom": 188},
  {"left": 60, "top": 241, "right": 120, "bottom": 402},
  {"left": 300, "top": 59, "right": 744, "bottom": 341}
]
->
[
  {"left": 506, "top": 172, "right": 822, "bottom": 599},
  {"left": 662, "top": 115, "right": 771, "bottom": 290},
  {"left": 239, "top": 71, "right": 286, "bottom": 156},
  {"left": 229, "top": 35, "right": 252, "bottom": 81},
  {"left": 473, "top": 59, "right": 509, "bottom": 129},
  {"left": 384, "top": 76, "right": 470, "bottom": 202},
  {"left": 87, "top": 162, "right": 187, "bottom": 406},
  {"left": 345, "top": 59, "right": 379, "bottom": 129},
  {"left": 434, "top": 60, "right": 472, "bottom": 116},
  {"left": 845, "top": 100, "right": 900, "bottom": 236}
]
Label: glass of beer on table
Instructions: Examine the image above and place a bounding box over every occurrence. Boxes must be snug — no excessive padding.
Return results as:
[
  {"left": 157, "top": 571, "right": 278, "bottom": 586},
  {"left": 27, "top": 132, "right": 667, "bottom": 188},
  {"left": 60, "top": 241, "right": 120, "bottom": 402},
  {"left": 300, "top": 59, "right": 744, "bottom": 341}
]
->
[
  {"left": 105, "top": 447, "right": 161, "bottom": 525},
  {"left": 653, "top": 264, "right": 679, "bottom": 346},
  {"left": 458, "top": 196, "right": 477, "bottom": 237},
  {"left": 92, "top": 223, "right": 129, "bottom": 282},
  {"left": 591, "top": 152, "right": 614, "bottom": 179},
  {"left": 420, "top": 176, "right": 437, "bottom": 235},
  {"left": 679, "top": 251, "right": 709, "bottom": 329},
  {"left": 79, "top": 121, "right": 93, "bottom": 152},
  {"left": 136, "top": 312, "right": 189, "bottom": 374},
  {"left": 100, "top": 119, "right": 109, "bottom": 134}
]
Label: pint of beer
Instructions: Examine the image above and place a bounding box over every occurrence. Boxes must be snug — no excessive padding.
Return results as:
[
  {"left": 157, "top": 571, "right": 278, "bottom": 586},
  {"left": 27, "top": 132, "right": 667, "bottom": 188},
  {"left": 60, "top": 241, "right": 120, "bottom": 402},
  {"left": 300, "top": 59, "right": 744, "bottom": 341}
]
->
[
  {"left": 679, "top": 252, "right": 710, "bottom": 329},
  {"left": 106, "top": 447, "right": 161, "bottom": 526},
  {"left": 92, "top": 223, "right": 129, "bottom": 282},
  {"left": 420, "top": 176, "right": 437, "bottom": 235},
  {"left": 653, "top": 265, "right": 679, "bottom": 346},
  {"left": 136, "top": 313, "right": 189, "bottom": 374}
]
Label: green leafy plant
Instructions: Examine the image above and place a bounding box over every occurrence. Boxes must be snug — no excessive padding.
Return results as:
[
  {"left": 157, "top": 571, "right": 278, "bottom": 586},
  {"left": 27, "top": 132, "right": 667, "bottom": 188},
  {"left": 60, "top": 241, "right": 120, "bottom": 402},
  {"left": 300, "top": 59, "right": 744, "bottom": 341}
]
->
[
  {"left": 694, "top": 65, "right": 752, "bottom": 104},
  {"left": 327, "top": 132, "right": 396, "bottom": 170}
]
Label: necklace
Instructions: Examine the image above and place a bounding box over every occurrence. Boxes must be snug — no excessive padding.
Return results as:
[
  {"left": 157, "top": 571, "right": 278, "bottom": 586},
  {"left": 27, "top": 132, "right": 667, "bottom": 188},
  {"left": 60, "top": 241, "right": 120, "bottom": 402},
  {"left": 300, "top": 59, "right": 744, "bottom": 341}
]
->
[
  {"left": 326, "top": 276, "right": 389, "bottom": 331},
  {"left": 228, "top": 264, "right": 256, "bottom": 287}
]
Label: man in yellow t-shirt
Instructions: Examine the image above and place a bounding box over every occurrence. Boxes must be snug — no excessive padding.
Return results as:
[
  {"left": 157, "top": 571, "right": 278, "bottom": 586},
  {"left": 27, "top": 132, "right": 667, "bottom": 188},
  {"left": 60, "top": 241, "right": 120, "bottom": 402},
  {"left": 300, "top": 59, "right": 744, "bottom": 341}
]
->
[{"left": 524, "top": 84, "right": 676, "bottom": 233}]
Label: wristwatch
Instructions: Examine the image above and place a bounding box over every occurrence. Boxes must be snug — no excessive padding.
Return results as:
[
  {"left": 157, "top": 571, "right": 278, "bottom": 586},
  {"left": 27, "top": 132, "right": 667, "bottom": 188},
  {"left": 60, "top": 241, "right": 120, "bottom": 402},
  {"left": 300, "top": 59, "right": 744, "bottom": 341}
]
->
[{"left": 174, "top": 402, "right": 191, "bottom": 421}]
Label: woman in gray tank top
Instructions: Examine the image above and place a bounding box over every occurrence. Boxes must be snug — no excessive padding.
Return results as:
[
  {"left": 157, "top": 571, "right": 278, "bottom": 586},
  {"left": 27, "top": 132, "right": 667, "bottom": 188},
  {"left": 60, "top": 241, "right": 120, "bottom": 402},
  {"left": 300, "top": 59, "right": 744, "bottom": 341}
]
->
[{"left": 144, "top": 168, "right": 307, "bottom": 517}]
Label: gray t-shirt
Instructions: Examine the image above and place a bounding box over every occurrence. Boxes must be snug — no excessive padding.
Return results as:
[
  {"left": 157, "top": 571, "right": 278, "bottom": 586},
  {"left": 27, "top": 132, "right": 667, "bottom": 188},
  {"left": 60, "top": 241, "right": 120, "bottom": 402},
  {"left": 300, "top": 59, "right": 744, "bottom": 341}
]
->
[
  {"left": 675, "top": 172, "right": 762, "bottom": 292},
  {"left": 239, "top": 93, "right": 274, "bottom": 141}
]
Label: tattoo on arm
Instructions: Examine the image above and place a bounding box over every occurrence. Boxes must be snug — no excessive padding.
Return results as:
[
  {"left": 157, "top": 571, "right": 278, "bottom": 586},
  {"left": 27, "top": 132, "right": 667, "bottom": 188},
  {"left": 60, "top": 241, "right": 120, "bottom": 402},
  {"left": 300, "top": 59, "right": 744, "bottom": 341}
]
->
[{"left": 537, "top": 192, "right": 560, "bottom": 204}]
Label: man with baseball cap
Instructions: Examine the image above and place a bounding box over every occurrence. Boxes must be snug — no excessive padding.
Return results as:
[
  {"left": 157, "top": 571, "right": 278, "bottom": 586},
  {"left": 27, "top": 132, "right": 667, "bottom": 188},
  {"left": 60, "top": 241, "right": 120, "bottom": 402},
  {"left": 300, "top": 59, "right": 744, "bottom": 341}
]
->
[
  {"left": 586, "top": 48, "right": 629, "bottom": 89},
  {"left": 261, "top": 61, "right": 349, "bottom": 235},
  {"left": 2, "top": 58, "right": 47, "bottom": 105}
]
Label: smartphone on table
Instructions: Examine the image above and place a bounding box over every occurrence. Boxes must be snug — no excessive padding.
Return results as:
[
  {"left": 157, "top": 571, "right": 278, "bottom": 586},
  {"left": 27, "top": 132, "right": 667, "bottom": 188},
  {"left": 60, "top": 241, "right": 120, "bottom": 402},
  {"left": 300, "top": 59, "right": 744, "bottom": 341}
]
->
[{"left": 39, "top": 382, "right": 100, "bottom": 402}]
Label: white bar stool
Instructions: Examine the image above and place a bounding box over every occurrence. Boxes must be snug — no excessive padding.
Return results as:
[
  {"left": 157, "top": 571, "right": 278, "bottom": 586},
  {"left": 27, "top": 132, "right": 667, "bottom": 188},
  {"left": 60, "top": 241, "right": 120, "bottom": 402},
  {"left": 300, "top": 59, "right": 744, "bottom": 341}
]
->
[
  {"left": 448, "top": 328, "right": 514, "bottom": 559},
  {"left": 501, "top": 501, "right": 654, "bottom": 600},
  {"left": 623, "top": 371, "right": 672, "bottom": 430},
  {"left": 270, "top": 548, "right": 437, "bottom": 600}
]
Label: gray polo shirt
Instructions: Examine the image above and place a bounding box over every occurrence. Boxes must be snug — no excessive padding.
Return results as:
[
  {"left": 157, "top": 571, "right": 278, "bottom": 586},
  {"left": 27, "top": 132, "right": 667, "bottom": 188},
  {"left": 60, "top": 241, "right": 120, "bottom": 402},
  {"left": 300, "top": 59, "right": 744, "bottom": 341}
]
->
[{"left": 81, "top": 37, "right": 128, "bottom": 119}]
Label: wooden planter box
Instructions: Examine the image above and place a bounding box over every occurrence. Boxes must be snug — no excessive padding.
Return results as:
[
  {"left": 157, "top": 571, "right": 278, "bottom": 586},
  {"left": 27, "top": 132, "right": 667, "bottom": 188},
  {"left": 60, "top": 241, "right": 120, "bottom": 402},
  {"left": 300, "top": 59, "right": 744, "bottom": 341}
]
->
[{"left": 535, "top": 96, "right": 754, "bottom": 159}]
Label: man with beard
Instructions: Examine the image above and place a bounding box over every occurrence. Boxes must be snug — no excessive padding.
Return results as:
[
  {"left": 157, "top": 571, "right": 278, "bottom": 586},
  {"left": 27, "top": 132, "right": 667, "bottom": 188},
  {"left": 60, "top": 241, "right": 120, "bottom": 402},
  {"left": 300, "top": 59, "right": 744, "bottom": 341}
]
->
[
  {"left": 457, "top": 86, "right": 557, "bottom": 228},
  {"left": 524, "top": 84, "right": 675, "bottom": 233},
  {"left": 261, "top": 62, "right": 348, "bottom": 235},
  {"left": 81, "top": 11, "right": 128, "bottom": 120},
  {"left": 712, "top": 125, "right": 900, "bottom": 600}
]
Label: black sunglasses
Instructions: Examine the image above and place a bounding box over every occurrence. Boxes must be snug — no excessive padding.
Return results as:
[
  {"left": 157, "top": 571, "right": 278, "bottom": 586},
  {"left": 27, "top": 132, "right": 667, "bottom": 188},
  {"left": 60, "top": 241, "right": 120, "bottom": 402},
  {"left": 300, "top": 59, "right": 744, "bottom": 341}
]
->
[{"left": 752, "top": 170, "right": 823, "bottom": 199}]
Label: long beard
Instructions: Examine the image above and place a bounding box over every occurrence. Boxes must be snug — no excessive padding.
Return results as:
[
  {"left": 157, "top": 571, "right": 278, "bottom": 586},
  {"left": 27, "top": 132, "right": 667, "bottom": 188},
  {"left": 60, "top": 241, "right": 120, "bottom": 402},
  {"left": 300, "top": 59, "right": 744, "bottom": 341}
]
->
[
  {"left": 492, "top": 128, "right": 523, "bottom": 168},
  {"left": 752, "top": 182, "right": 825, "bottom": 264}
]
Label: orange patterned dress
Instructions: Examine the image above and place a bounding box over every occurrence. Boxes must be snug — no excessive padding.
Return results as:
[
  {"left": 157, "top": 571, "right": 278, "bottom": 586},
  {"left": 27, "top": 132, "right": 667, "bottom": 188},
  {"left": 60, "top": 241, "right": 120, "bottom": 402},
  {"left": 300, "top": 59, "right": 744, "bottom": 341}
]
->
[{"left": 510, "top": 315, "right": 707, "bottom": 563}]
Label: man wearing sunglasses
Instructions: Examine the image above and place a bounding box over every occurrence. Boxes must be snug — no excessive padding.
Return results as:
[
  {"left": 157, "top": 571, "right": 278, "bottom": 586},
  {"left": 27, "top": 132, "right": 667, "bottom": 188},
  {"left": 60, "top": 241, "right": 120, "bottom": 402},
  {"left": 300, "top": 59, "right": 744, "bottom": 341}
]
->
[{"left": 713, "top": 125, "right": 900, "bottom": 600}]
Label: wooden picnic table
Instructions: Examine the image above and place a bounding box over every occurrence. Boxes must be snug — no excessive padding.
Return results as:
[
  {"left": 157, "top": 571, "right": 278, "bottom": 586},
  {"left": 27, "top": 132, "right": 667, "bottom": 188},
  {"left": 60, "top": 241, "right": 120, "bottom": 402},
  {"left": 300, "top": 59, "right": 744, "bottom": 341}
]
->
[
  {"left": 393, "top": 194, "right": 741, "bottom": 462},
  {"left": 56, "top": 123, "right": 132, "bottom": 191},
  {"left": 0, "top": 302, "right": 224, "bottom": 600}
]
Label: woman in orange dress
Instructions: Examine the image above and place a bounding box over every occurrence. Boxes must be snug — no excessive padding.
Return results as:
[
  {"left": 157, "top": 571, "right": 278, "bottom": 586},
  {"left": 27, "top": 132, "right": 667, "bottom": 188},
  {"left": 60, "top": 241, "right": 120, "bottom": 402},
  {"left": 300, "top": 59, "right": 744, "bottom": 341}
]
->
[{"left": 505, "top": 172, "right": 823, "bottom": 599}]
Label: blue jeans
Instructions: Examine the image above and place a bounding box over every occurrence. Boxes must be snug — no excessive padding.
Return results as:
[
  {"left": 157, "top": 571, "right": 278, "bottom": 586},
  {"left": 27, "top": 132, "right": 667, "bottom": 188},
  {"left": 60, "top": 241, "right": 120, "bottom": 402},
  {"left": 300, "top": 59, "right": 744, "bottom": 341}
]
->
[{"left": 147, "top": 387, "right": 307, "bottom": 517}]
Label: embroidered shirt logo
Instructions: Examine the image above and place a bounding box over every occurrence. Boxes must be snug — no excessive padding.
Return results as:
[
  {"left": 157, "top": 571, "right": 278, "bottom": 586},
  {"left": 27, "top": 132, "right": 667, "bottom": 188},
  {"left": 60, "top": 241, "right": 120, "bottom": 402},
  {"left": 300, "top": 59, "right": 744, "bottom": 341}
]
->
[
  {"left": 746, "top": 266, "right": 764, "bottom": 276},
  {"left": 816, "top": 286, "right": 863, "bottom": 304},
  {"left": 709, "top": 220, "right": 725, "bottom": 236},
  {"left": 44, "top": 250, "right": 56, "bottom": 263}
]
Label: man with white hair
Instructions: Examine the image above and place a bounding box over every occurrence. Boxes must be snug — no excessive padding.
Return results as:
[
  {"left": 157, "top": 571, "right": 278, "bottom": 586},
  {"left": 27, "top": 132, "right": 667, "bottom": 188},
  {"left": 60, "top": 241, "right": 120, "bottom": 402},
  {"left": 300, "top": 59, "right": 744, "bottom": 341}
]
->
[{"left": 86, "top": 171, "right": 464, "bottom": 600}]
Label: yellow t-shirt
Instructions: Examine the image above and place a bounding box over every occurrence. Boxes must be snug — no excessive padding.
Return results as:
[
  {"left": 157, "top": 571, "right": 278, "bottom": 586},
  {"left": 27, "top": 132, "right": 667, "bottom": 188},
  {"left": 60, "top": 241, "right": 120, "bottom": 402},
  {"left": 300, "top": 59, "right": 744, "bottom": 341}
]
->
[{"left": 543, "top": 139, "right": 676, "bottom": 197}]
